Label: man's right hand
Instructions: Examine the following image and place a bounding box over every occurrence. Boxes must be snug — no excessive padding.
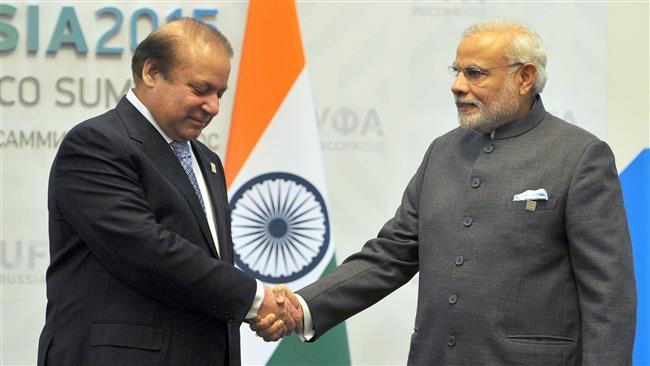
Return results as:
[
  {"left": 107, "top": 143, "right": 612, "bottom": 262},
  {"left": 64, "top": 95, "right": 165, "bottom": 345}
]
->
[
  {"left": 272, "top": 285, "right": 304, "bottom": 334},
  {"left": 249, "top": 285, "right": 304, "bottom": 342}
]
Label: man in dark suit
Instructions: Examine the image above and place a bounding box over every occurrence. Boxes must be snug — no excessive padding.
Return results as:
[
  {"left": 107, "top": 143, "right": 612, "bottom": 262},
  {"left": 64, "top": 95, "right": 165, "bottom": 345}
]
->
[
  {"left": 37, "top": 18, "right": 293, "bottom": 366},
  {"left": 254, "top": 19, "right": 637, "bottom": 365}
]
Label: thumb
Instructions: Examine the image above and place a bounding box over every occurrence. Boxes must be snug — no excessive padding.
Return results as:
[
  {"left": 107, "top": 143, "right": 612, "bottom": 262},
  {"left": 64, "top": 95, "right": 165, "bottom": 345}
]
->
[{"left": 272, "top": 285, "right": 287, "bottom": 304}]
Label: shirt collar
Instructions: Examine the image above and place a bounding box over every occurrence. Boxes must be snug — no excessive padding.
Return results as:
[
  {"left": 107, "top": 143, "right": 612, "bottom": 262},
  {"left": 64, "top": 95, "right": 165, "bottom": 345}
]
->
[
  {"left": 126, "top": 88, "right": 175, "bottom": 144},
  {"left": 491, "top": 94, "right": 546, "bottom": 140}
]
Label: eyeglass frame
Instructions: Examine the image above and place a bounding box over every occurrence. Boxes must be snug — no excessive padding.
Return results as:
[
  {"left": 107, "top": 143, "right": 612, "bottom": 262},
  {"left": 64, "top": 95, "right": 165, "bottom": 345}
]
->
[{"left": 448, "top": 62, "right": 524, "bottom": 85}]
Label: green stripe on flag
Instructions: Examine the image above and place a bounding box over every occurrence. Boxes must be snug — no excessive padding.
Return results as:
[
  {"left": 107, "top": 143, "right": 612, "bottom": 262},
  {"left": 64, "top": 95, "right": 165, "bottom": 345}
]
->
[{"left": 267, "top": 256, "right": 351, "bottom": 365}]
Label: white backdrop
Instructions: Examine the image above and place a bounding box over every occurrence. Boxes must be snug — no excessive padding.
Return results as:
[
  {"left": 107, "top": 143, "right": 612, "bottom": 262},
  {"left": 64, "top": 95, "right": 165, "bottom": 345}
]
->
[{"left": 1, "top": 2, "right": 647, "bottom": 365}]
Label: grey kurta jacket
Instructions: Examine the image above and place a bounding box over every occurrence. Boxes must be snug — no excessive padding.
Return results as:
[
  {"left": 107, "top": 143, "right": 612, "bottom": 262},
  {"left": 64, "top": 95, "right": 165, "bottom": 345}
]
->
[{"left": 298, "top": 97, "right": 636, "bottom": 366}]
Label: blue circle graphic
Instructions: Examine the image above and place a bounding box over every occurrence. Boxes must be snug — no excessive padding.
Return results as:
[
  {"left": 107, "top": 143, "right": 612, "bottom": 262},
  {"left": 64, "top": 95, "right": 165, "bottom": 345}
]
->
[{"left": 229, "top": 172, "right": 331, "bottom": 283}]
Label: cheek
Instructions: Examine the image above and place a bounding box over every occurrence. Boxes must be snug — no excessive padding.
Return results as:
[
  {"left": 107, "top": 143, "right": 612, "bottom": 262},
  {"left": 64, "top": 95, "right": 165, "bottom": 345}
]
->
[
  {"left": 180, "top": 95, "right": 203, "bottom": 111},
  {"left": 472, "top": 89, "right": 494, "bottom": 105},
  {"left": 157, "top": 90, "right": 180, "bottom": 114},
  {"left": 166, "top": 96, "right": 195, "bottom": 118}
]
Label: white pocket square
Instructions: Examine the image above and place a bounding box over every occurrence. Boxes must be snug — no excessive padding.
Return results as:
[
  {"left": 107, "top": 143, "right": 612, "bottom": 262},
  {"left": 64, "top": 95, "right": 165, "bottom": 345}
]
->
[{"left": 513, "top": 188, "right": 548, "bottom": 201}]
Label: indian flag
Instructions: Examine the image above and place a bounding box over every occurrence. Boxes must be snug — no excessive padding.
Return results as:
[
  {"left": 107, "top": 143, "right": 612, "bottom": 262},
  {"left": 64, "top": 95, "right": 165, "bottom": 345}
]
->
[{"left": 225, "top": 1, "right": 350, "bottom": 365}]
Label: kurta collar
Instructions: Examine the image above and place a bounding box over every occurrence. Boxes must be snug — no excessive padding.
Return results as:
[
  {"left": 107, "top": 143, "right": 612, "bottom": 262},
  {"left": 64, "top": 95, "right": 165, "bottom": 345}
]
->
[{"left": 491, "top": 95, "right": 545, "bottom": 140}]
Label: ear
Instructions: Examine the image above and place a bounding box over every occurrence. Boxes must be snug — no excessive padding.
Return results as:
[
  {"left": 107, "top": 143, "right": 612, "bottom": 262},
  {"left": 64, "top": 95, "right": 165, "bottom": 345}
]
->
[
  {"left": 141, "top": 59, "right": 160, "bottom": 88},
  {"left": 518, "top": 63, "right": 537, "bottom": 96}
]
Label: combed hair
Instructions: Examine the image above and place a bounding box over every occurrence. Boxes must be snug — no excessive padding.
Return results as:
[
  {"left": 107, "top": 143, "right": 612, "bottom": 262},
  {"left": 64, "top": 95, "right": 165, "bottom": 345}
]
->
[
  {"left": 463, "top": 19, "right": 548, "bottom": 94},
  {"left": 131, "top": 17, "right": 233, "bottom": 84}
]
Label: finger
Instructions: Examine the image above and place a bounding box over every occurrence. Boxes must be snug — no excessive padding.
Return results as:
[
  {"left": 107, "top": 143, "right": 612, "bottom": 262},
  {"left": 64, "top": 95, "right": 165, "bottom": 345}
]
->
[
  {"left": 283, "top": 313, "right": 296, "bottom": 334},
  {"left": 258, "top": 319, "right": 286, "bottom": 341},
  {"left": 272, "top": 285, "right": 286, "bottom": 304},
  {"left": 263, "top": 323, "right": 288, "bottom": 342},
  {"left": 250, "top": 314, "right": 274, "bottom": 332},
  {"left": 289, "top": 306, "right": 304, "bottom": 333},
  {"left": 255, "top": 317, "right": 283, "bottom": 337}
]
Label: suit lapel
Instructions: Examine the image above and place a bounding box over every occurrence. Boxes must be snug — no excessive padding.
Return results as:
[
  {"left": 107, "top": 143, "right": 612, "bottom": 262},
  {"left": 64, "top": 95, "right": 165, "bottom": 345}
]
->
[
  {"left": 191, "top": 142, "right": 233, "bottom": 264},
  {"left": 115, "top": 98, "right": 218, "bottom": 258}
]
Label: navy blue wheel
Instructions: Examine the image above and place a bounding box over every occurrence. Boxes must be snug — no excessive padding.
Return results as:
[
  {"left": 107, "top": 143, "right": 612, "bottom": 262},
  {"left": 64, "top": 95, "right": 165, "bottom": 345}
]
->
[{"left": 229, "top": 172, "right": 330, "bottom": 283}]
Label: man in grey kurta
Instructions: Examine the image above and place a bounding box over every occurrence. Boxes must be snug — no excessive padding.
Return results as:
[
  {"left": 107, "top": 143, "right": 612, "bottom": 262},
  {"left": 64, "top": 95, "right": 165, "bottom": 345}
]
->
[{"left": 252, "top": 19, "right": 637, "bottom": 365}]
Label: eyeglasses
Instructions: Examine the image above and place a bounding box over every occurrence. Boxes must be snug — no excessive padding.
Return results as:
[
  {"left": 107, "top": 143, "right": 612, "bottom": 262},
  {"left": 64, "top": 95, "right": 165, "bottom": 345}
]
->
[{"left": 448, "top": 63, "right": 523, "bottom": 86}]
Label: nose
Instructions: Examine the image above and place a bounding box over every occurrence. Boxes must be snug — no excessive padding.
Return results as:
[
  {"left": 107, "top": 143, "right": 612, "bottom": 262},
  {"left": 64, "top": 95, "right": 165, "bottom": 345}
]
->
[
  {"left": 202, "top": 94, "right": 220, "bottom": 116},
  {"left": 451, "top": 73, "right": 470, "bottom": 95}
]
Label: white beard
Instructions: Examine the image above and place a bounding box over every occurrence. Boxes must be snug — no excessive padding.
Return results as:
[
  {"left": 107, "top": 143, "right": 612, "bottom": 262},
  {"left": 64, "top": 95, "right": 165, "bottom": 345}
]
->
[{"left": 456, "top": 79, "right": 520, "bottom": 134}]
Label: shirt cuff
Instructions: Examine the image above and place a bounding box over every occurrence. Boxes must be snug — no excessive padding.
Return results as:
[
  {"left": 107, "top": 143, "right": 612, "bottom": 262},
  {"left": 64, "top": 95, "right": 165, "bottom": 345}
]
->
[
  {"left": 245, "top": 279, "right": 265, "bottom": 319},
  {"left": 295, "top": 294, "right": 315, "bottom": 341}
]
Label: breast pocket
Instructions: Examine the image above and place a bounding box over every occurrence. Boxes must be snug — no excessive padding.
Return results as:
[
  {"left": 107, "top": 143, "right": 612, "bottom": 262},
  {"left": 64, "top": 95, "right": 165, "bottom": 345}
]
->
[
  {"left": 506, "top": 198, "right": 558, "bottom": 211},
  {"left": 503, "top": 197, "right": 563, "bottom": 249}
]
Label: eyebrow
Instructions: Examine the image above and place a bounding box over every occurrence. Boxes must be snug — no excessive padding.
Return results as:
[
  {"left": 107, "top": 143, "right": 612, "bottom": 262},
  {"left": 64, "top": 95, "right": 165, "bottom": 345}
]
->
[
  {"left": 451, "top": 63, "right": 482, "bottom": 69},
  {"left": 187, "top": 79, "right": 227, "bottom": 94},
  {"left": 188, "top": 80, "right": 210, "bottom": 89}
]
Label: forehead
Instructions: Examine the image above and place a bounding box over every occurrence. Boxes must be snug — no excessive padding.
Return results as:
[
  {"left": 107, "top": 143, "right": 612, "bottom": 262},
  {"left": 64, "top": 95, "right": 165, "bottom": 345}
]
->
[
  {"left": 454, "top": 31, "right": 511, "bottom": 67},
  {"left": 173, "top": 41, "right": 231, "bottom": 82}
]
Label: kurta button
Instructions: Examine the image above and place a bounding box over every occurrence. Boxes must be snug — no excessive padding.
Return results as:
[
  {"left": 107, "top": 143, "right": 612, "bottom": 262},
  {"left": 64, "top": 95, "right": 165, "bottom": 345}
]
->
[
  {"left": 448, "top": 336, "right": 456, "bottom": 347},
  {"left": 471, "top": 177, "right": 481, "bottom": 188},
  {"left": 449, "top": 294, "right": 458, "bottom": 304},
  {"left": 463, "top": 217, "right": 472, "bottom": 227},
  {"left": 483, "top": 144, "right": 494, "bottom": 153},
  {"left": 455, "top": 255, "right": 464, "bottom": 266}
]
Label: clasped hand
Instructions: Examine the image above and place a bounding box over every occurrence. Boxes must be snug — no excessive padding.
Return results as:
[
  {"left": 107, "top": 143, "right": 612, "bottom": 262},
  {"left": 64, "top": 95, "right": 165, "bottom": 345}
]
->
[{"left": 247, "top": 285, "right": 304, "bottom": 342}]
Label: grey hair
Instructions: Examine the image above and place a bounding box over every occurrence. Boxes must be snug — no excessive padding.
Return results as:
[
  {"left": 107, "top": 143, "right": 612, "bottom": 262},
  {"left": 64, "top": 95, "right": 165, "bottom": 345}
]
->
[{"left": 463, "top": 19, "right": 548, "bottom": 94}]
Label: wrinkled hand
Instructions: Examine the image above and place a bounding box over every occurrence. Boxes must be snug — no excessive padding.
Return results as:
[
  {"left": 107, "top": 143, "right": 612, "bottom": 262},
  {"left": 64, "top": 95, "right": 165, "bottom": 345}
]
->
[
  {"left": 273, "top": 285, "right": 304, "bottom": 334},
  {"left": 249, "top": 285, "right": 303, "bottom": 342},
  {"left": 248, "top": 286, "right": 290, "bottom": 342}
]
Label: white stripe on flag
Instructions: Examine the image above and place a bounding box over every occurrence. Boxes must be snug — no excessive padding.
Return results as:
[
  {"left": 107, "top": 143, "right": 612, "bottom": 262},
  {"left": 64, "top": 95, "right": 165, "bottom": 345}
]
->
[{"left": 235, "top": 69, "right": 335, "bottom": 365}]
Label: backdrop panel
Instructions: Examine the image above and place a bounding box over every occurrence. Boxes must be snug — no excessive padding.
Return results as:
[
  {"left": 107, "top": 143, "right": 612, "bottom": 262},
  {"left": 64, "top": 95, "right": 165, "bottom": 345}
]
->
[{"left": 1, "top": 2, "right": 647, "bottom": 365}]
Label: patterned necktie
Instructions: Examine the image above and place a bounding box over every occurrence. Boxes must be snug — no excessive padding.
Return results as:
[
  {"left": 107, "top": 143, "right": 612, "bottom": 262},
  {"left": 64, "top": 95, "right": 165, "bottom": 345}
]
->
[{"left": 169, "top": 141, "right": 205, "bottom": 213}]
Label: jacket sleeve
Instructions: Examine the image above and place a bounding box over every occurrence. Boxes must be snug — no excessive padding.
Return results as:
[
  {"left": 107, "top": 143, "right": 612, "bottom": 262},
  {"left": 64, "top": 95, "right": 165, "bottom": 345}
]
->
[
  {"left": 564, "top": 140, "right": 637, "bottom": 365},
  {"left": 50, "top": 121, "right": 257, "bottom": 323},
  {"left": 297, "top": 142, "right": 434, "bottom": 339}
]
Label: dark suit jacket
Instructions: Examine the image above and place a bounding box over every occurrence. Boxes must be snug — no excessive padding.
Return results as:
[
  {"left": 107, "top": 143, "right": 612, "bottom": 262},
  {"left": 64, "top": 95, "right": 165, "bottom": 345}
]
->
[
  {"left": 38, "top": 97, "right": 257, "bottom": 366},
  {"left": 298, "top": 97, "right": 637, "bottom": 365}
]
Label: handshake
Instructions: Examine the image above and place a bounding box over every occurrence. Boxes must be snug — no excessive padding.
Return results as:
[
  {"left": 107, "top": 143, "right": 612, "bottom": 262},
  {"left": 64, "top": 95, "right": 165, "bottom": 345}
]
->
[{"left": 247, "top": 285, "right": 304, "bottom": 342}]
